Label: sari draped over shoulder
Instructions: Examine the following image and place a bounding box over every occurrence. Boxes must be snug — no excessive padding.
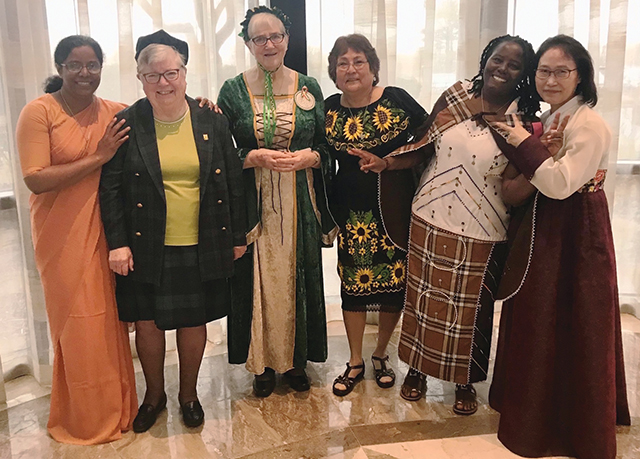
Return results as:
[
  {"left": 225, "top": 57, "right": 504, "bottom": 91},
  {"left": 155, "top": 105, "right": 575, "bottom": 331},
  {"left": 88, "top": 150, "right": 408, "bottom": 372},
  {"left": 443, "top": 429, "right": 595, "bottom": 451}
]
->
[{"left": 16, "top": 94, "right": 137, "bottom": 445}]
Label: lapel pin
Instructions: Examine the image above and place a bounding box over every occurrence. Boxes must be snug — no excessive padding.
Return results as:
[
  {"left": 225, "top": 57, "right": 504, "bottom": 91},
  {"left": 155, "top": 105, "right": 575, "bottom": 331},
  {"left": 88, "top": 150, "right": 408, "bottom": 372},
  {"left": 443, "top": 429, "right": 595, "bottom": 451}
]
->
[{"left": 203, "top": 134, "right": 209, "bottom": 141}]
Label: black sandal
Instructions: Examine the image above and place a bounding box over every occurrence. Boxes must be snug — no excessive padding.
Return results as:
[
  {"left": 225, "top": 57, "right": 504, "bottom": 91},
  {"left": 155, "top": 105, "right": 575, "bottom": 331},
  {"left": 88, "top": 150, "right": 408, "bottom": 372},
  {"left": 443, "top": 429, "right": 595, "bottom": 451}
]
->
[
  {"left": 332, "top": 361, "right": 365, "bottom": 396},
  {"left": 371, "top": 355, "right": 395, "bottom": 389},
  {"left": 400, "top": 368, "right": 427, "bottom": 402},
  {"left": 453, "top": 384, "right": 478, "bottom": 415}
]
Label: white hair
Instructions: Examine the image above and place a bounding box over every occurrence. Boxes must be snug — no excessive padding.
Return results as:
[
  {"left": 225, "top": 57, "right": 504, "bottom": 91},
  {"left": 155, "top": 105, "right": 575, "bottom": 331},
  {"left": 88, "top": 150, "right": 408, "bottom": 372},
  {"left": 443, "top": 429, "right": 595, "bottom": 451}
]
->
[{"left": 136, "top": 44, "right": 186, "bottom": 73}]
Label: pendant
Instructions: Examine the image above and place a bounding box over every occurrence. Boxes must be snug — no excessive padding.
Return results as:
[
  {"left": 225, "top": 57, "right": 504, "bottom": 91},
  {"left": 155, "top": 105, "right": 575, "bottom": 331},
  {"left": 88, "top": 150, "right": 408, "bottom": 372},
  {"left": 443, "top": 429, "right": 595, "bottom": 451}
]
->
[{"left": 294, "top": 86, "right": 315, "bottom": 111}]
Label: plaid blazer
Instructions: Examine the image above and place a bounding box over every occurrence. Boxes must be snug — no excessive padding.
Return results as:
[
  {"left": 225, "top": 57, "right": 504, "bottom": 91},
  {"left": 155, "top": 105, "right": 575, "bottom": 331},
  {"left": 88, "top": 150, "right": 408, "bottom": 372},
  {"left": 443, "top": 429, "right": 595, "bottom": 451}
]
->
[{"left": 99, "top": 97, "right": 247, "bottom": 286}]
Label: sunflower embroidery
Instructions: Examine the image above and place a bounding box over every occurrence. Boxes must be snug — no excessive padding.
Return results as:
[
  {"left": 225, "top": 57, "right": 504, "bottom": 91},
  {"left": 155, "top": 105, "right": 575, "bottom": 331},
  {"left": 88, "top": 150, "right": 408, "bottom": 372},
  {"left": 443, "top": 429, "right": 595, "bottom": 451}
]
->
[
  {"left": 343, "top": 115, "right": 365, "bottom": 141},
  {"left": 380, "top": 235, "right": 396, "bottom": 260},
  {"left": 325, "top": 109, "right": 338, "bottom": 135},
  {"left": 390, "top": 260, "right": 406, "bottom": 285},
  {"left": 349, "top": 220, "right": 373, "bottom": 243},
  {"left": 372, "top": 104, "right": 393, "bottom": 132},
  {"left": 355, "top": 268, "right": 374, "bottom": 290},
  {"left": 380, "top": 235, "right": 395, "bottom": 251}
]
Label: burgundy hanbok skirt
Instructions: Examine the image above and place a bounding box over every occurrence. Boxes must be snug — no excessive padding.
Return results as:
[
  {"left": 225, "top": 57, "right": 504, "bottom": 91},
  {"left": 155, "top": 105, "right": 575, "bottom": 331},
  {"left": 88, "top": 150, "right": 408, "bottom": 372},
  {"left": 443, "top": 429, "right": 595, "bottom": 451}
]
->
[{"left": 490, "top": 189, "right": 630, "bottom": 459}]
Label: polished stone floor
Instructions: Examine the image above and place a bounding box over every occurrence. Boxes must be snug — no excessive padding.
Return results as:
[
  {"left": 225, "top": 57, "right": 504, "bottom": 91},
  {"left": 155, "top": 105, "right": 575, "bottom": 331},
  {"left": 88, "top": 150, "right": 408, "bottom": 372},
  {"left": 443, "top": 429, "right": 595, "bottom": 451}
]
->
[{"left": 0, "top": 314, "right": 639, "bottom": 459}]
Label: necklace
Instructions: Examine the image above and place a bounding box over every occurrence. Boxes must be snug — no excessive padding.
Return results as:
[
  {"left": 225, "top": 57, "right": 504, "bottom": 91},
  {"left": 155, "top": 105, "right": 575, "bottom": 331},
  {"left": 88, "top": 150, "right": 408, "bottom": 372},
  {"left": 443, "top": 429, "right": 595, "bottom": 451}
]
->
[
  {"left": 343, "top": 87, "right": 374, "bottom": 119},
  {"left": 58, "top": 90, "right": 95, "bottom": 151},
  {"left": 154, "top": 107, "right": 189, "bottom": 129},
  {"left": 480, "top": 95, "right": 513, "bottom": 116},
  {"left": 59, "top": 90, "right": 94, "bottom": 117}
]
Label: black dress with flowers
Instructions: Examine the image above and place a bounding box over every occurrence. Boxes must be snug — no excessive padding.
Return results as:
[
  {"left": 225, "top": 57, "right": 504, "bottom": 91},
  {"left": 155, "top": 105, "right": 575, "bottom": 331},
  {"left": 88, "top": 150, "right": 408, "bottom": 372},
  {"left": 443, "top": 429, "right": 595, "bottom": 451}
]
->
[{"left": 325, "top": 87, "right": 427, "bottom": 312}]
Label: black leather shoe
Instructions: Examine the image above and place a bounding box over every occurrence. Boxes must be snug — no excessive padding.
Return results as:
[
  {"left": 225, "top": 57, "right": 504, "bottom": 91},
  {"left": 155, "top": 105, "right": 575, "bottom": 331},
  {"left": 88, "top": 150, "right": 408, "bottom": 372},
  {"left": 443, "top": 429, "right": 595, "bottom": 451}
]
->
[
  {"left": 284, "top": 368, "right": 310, "bottom": 392},
  {"left": 180, "top": 400, "right": 205, "bottom": 428},
  {"left": 132, "top": 393, "right": 167, "bottom": 433},
  {"left": 253, "top": 368, "right": 276, "bottom": 397}
]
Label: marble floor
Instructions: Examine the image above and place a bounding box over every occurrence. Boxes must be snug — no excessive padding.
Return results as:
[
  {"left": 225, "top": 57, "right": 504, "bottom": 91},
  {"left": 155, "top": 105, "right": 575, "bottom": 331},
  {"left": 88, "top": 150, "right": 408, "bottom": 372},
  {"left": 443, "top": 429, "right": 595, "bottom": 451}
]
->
[{"left": 0, "top": 314, "right": 639, "bottom": 459}]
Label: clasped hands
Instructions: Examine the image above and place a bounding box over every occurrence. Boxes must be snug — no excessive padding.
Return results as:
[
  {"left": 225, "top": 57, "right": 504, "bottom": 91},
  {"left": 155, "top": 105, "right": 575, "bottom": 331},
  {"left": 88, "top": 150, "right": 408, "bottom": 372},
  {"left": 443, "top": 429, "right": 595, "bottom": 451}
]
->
[
  {"left": 490, "top": 112, "right": 570, "bottom": 156},
  {"left": 253, "top": 147, "right": 320, "bottom": 172}
]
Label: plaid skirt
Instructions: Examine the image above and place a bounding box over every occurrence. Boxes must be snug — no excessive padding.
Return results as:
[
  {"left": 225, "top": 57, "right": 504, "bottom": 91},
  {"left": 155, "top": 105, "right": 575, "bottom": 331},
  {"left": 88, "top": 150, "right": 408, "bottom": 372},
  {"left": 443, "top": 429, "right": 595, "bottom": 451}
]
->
[
  {"left": 115, "top": 245, "right": 230, "bottom": 330},
  {"left": 398, "top": 215, "right": 507, "bottom": 384}
]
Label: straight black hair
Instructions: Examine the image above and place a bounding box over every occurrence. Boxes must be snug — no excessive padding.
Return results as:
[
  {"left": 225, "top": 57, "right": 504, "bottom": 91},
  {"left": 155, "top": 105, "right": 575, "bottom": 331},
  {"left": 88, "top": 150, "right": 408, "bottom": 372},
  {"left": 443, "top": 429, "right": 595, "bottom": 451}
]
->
[
  {"left": 43, "top": 35, "right": 104, "bottom": 93},
  {"left": 536, "top": 34, "right": 598, "bottom": 107}
]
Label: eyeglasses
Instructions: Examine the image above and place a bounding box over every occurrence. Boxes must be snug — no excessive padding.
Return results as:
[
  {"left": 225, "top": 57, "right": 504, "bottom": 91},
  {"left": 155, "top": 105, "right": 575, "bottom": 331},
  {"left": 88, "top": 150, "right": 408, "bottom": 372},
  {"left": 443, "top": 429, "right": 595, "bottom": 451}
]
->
[
  {"left": 535, "top": 68, "right": 577, "bottom": 80},
  {"left": 336, "top": 60, "right": 368, "bottom": 72},
  {"left": 250, "top": 33, "right": 286, "bottom": 46},
  {"left": 61, "top": 61, "right": 102, "bottom": 74},
  {"left": 140, "top": 68, "right": 183, "bottom": 84}
]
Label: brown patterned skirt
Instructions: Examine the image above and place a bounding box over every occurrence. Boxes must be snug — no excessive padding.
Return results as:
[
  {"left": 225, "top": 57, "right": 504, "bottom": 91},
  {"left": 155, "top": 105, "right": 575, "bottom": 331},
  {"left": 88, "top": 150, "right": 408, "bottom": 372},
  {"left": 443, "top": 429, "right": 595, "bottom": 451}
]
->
[{"left": 398, "top": 214, "right": 507, "bottom": 384}]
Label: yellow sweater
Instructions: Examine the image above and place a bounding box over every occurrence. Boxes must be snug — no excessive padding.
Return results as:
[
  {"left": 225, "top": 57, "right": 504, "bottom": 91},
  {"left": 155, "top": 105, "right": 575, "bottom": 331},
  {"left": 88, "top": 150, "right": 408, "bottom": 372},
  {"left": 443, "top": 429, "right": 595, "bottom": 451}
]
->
[{"left": 155, "top": 109, "right": 200, "bottom": 246}]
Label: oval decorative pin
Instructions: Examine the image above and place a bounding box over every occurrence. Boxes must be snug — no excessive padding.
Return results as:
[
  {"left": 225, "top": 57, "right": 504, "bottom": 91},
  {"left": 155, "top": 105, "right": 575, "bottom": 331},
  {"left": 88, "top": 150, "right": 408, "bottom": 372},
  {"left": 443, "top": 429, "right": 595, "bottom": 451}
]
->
[{"left": 294, "top": 86, "right": 315, "bottom": 111}]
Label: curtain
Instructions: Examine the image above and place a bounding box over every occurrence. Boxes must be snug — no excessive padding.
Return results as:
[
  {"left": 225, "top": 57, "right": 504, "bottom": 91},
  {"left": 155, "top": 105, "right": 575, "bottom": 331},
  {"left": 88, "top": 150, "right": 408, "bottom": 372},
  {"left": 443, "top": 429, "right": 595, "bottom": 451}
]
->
[
  {"left": 0, "top": 0, "right": 639, "bottom": 384},
  {"left": 511, "top": 0, "right": 640, "bottom": 317}
]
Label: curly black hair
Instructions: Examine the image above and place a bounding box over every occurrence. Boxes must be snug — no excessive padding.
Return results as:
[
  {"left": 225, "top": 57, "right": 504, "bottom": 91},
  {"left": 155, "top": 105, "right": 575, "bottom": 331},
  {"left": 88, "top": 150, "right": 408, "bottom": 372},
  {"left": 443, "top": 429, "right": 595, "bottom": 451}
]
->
[
  {"left": 239, "top": 6, "right": 292, "bottom": 41},
  {"left": 469, "top": 35, "right": 539, "bottom": 117}
]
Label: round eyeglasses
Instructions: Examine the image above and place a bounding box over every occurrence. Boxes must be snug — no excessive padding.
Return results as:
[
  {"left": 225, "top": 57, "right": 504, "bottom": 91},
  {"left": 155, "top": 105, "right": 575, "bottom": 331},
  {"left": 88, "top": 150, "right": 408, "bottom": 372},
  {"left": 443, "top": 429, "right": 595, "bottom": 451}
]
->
[
  {"left": 61, "top": 61, "right": 102, "bottom": 74},
  {"left": 250, "top": 33, "right": 286, "bottom": 46},
  {"left": 336, "top": 60, "right": 369, "bottom": 72},
  {"left": 140, "top": 68, "right": 183, "bottom": 84},
  {"left": 535, "top": 68, "right": 577, "bottom": 80}
]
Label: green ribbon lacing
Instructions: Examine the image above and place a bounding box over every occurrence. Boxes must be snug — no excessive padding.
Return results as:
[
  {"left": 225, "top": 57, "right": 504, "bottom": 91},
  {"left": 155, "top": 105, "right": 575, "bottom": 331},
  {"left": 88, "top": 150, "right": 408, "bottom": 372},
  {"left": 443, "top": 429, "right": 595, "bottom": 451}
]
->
[{"left": 258, "top": 63, "right": 278, "bottom": 148}]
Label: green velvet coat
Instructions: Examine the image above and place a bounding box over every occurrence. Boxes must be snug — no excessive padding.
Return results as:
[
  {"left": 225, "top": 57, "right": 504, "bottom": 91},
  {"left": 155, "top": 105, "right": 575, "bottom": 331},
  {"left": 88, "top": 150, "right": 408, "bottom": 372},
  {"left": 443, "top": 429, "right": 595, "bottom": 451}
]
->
[{"left": 218, "top": 72, "right": 337, "bottom": 367}]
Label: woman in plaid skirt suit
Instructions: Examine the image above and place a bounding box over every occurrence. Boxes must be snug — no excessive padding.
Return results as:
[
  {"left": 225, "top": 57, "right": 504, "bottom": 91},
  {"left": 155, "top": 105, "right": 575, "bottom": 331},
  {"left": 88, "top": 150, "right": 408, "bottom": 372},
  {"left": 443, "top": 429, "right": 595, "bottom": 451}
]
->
[{"left": 100, "top": 31, "right": 246, "bottom": 432}]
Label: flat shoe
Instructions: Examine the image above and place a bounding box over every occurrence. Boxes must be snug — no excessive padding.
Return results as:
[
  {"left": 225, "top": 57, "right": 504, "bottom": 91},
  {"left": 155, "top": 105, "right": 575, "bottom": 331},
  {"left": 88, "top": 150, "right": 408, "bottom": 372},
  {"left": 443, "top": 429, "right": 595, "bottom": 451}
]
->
[
  {"left": 133, "top": 393, "right": 167, "bottom": 433},
  {"left": 181, "top": 400, "right": 205, "bottom": 427},
  {"left": 284, "top": 368, "right": 310, "bottom": 392},
  {"left": 253, "top": 368, "right": 276, "bottom": 397},
  {"left": 332, "top": 361, "right": 365, "bottom": 397}
]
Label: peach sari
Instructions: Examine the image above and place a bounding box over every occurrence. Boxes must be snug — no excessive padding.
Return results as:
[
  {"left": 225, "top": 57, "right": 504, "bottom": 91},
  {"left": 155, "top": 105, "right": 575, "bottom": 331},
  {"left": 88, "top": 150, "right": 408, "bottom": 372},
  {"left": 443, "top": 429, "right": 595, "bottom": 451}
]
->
[{"left": 16, "top": 94, "right": 137, "bottom": 444}]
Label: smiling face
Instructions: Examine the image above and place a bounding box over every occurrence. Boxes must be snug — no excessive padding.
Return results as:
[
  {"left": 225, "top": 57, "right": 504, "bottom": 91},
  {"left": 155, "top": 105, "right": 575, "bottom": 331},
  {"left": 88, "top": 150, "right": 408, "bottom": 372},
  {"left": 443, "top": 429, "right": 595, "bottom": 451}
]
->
[
  {"left": 481, "top": 41, "right": 524, "bottom": 103},
  {"left": 536, "top": 47, "right": 580, "bottom": 112},
  {"left": 246, "top": 13, "right": 289, "bottom": 72},
  {"left": 57, "top": 45, "right": 101, "bottom": 98},
  {"left": 335, "top": 48, "right": 374, "bottom": 96},
  {"left": 138, "top": 48, "right": 187, "bottom": 113}
]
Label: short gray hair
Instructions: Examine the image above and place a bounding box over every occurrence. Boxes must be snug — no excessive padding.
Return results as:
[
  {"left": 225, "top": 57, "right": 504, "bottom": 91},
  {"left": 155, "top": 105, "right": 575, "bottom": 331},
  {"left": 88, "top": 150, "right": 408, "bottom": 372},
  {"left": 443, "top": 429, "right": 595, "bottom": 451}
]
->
[{"left": 136, "top": 44, "right": 186, "bottom": 73}]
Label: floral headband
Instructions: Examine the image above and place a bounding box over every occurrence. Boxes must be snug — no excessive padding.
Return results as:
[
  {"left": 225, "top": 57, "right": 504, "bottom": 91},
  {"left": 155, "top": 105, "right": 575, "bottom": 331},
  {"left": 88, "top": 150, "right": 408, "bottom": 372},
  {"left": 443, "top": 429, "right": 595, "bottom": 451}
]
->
[{"left": 239, "top": 6, "right": 292, "bottom": 41}]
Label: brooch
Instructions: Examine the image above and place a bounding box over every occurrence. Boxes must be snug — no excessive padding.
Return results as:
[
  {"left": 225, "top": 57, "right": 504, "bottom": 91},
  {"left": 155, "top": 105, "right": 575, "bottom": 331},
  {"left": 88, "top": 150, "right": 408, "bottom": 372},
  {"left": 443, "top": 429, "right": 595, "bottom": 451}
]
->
[{"left": 294, "top": 86, "right": 315, "bottom": 111}]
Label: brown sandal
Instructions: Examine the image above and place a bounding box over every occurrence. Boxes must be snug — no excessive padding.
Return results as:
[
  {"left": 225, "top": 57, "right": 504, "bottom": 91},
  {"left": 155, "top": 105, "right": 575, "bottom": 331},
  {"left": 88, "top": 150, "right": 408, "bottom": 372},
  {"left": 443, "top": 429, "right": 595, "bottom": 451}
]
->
[
  {"left": 453, "top": 384, "right": 478, "bottom": 415},
  {"left": 400, "top": 369, "right": 427, "bottom": 401}
]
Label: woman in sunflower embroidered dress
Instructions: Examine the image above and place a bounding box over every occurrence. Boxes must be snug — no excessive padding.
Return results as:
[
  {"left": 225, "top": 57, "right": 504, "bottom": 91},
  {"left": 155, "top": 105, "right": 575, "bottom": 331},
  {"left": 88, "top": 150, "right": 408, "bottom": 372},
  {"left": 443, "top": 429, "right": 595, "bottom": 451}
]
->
[
  {"left": 351, "top": 35, "right": 541, "bottom": 414},
  {"left": 324, "top": 34, "right": 427, "bottom": 396},
  {"left": 217, "top": 7, "right": 337, "bottom": 397}
]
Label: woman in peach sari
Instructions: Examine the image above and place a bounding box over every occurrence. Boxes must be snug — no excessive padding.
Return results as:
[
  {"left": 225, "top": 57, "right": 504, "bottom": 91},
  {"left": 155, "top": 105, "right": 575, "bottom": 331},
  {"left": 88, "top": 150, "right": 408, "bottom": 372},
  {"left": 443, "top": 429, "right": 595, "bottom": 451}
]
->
[{"left": 15, "top": 35, "right": 137, "bottom": 444}]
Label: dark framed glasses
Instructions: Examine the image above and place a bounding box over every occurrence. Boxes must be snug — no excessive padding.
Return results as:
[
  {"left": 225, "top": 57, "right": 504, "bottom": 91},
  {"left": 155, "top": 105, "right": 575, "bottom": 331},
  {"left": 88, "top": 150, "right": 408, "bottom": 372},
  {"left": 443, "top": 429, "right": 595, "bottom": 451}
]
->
[
  {"left": 140, "top": 68, "right": 183, "bottom": 84},
  {"left": 250, "top": 33, "right": 286, "bottom": 46},
  {"left": 61, "top": 61, "right": 102, "bottom": 74}
]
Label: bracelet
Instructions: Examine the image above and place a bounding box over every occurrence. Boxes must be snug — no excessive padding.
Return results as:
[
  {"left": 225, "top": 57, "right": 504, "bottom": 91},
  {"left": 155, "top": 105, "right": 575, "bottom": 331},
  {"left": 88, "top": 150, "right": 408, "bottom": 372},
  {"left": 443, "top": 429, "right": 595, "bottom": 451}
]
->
[
  {"left": 382, "top": 156, "right": 391, "bottom": 171},
  {"left": 312, "top": 150, "right": 321, "bottom": 167}
]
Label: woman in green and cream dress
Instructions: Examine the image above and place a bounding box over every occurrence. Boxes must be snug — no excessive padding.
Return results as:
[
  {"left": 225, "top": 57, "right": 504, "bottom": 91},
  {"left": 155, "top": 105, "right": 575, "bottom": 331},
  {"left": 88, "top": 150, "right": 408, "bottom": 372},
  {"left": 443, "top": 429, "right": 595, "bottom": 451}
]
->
[{"left": 217, "top": 6, "right": 337, "bottom": 397}]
